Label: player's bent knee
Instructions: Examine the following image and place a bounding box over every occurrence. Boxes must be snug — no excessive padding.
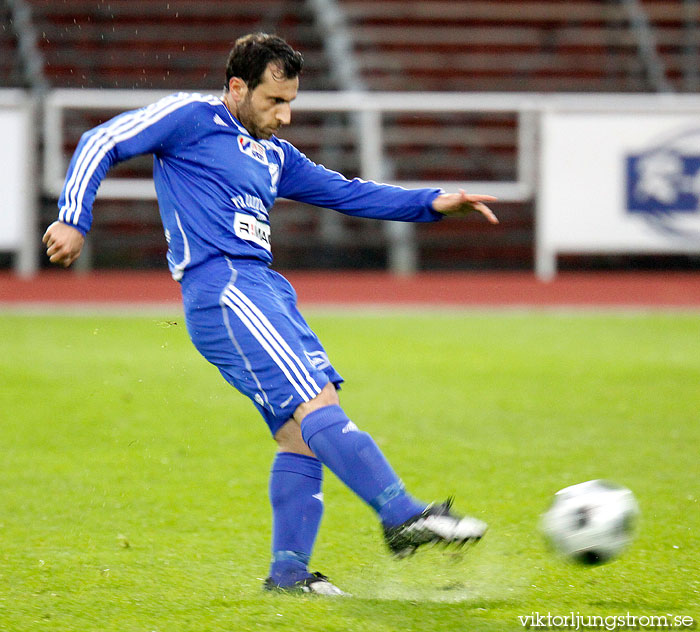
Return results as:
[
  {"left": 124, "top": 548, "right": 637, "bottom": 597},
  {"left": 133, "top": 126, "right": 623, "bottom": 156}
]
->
[
  {"left": 293, "top": 382, "right": 339, "bottom": 424},
  {"left": 274, "top": 419, "right": 316, "bottom": 456}
]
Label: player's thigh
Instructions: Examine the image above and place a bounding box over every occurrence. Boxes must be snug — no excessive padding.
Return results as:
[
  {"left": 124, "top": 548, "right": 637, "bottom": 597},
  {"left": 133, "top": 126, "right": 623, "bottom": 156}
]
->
[
  {"left": 269, "top": 269, "right": 342, "bottom": 381},
  {"left": 182, "top": 259, "right": 338, "bottom": 432}
]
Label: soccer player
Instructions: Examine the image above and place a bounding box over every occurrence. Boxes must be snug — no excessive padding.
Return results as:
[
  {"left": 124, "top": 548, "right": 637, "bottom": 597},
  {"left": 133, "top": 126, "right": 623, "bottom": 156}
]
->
[{"left": 43, "top": 33, "right": 498, "bottom": 595}]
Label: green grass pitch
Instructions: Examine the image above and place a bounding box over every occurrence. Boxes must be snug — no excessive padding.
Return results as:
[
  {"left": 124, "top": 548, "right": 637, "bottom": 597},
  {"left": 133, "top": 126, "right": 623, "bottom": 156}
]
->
[{"left": 1, "top": 310, "right": 698, "bottom": 631}]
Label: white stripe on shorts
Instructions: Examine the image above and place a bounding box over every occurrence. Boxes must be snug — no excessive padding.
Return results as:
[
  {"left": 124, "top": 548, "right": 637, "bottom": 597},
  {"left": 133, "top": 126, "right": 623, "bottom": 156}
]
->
[
  {"left": 227, "top": 285, "right": 322, "bottom": 397},
  {"left": 219, "top": 298, "right": 273, "bottom": 413},
  {"left": 221, "top": 286, "right": 321, "bottom": 401}
]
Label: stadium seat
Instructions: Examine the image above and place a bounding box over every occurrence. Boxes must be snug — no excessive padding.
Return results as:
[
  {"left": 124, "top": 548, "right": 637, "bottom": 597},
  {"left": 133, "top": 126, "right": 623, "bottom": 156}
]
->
[
  {"left": 27, "top": 0, "right": 332, "bottom": 90},
  {"left": 340, "top": 0, "right": 670, "bottom": 92},
  {"left": 0, "top": 3, "right": 22, "bottom": 87}
]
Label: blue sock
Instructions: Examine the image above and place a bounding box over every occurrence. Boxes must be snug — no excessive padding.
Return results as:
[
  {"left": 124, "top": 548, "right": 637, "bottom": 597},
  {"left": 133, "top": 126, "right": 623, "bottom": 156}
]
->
[
  {"left": 301, "top": 405, "right": 426, "bottom": 528},
  {"left": 268, "top": 452, "right": 324, "bottom": 586}
]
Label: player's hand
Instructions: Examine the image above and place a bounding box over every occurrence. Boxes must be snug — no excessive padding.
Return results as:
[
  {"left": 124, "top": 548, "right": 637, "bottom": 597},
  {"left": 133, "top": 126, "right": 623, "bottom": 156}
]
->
[
  {"left": 432, "top": 190, "right": 499, "bottom": 224},
  {"left": 42, "top": 221, "right": 85, "bottom": 267}
]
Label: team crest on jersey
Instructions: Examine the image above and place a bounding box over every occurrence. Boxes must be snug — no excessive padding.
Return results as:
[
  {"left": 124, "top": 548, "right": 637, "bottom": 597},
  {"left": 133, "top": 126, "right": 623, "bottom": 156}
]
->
[
  {"left": 268, "top": 163, "right": 279, "bottom": 194},
  {"left": 237, "top": 135, "right": 268, "bottom": 164}
]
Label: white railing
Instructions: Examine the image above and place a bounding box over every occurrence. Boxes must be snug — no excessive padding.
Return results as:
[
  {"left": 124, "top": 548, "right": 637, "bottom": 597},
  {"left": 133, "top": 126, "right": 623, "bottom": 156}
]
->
[
  {"left": 43, "top": 89, "right": 545, "bottom": 201},
  {"left": 31, "top": 89, "right": 700, "bottom": 277},
  {"left": 0, "top": 89, "right": 37, "bottom": 277},
  {"left": 43, "top": 89, "right": 541, "bottom": 275}
]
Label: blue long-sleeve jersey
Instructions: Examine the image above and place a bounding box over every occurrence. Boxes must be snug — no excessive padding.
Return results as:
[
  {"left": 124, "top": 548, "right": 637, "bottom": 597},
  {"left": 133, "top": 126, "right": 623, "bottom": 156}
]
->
[{"left": 58, "top": 92, "right": 443, "bottom": 280}]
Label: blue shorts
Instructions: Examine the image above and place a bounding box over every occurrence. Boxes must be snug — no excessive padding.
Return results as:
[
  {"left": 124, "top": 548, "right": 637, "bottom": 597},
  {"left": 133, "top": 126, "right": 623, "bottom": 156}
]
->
[{"left": 180, "top": 256, "right": 343, "bottom": 436}]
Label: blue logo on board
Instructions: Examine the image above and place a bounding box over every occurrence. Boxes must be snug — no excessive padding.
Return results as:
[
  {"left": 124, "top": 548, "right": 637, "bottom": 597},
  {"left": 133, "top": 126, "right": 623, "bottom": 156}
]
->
[{"left": 625, "top": 128, "right": 700, "bottom": 240}]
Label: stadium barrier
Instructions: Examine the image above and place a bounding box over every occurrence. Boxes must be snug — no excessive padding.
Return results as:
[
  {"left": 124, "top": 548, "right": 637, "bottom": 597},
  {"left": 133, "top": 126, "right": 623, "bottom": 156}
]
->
[
  {"left": 0, "top": 89, "right": 37, "bottom": 277},
  {"left": 2, "top": 89, "right": 700, "bottom": 278}
]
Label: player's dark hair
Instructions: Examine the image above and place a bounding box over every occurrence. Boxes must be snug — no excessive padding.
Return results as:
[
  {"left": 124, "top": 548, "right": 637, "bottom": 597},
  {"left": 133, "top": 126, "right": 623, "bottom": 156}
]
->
[{"left": 225, "top": 33, "right": 303, "bottom": 91}]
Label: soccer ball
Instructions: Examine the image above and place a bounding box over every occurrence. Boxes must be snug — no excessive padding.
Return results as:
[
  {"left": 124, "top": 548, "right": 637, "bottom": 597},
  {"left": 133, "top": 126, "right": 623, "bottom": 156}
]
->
[{"left": 541, "top": 479, "right": 639, "bottom": 565}]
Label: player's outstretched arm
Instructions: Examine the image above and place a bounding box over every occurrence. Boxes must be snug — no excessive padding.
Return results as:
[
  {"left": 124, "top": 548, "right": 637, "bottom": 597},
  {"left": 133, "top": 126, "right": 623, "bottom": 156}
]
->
[
  {"left": 432, "top": 189, "right": 499, "bottom": 224},
  {"left": 42, "top": 221, "right": 85, "bottom": 268}
]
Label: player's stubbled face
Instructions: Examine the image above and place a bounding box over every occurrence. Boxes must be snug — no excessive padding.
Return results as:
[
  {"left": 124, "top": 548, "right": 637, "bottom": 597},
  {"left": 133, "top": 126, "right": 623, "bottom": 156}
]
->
[{"left": 238, "top": 63, "right": 298, "bottom": 140}]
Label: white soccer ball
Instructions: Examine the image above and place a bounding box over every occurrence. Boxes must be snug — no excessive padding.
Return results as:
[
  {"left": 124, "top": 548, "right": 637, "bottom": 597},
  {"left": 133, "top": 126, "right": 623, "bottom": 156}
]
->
[{"left": 541, "top": 479, "right": 639, "bottom": 565}]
